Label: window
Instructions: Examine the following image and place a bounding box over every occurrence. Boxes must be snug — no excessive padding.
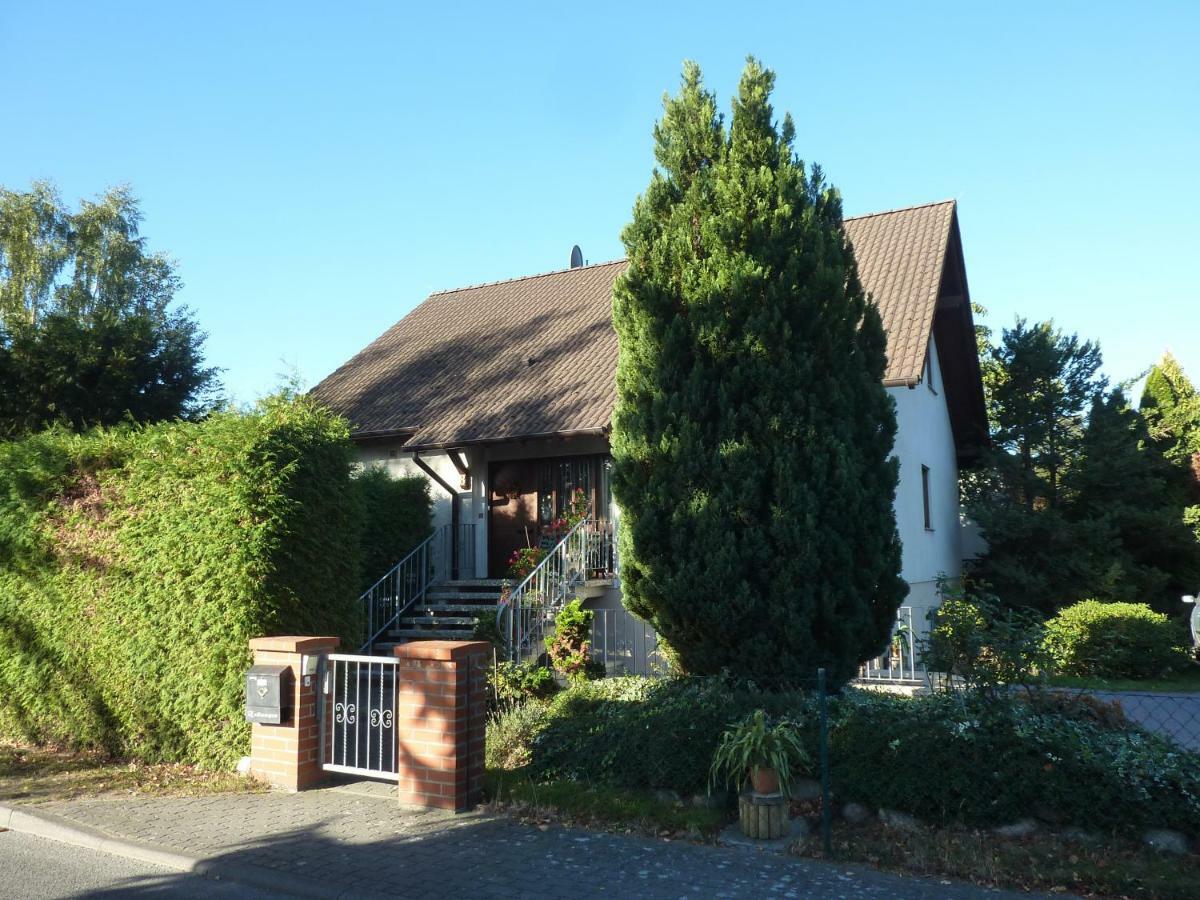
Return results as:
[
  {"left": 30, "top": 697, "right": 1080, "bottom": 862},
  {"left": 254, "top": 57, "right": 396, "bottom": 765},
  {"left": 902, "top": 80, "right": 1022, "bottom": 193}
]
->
[
  {"left": 924, "top": 348, "right": 938, "bottom": 395},
  {"left": 921, "top": 465, "right": 933, "bottom": 531}
]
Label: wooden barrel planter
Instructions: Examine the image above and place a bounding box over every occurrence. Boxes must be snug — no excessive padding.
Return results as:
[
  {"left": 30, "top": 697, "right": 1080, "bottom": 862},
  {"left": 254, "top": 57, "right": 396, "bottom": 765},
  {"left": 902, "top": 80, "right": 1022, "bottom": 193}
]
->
[{"left": 739, "top": 789, "right": 788, "bottom": 840}]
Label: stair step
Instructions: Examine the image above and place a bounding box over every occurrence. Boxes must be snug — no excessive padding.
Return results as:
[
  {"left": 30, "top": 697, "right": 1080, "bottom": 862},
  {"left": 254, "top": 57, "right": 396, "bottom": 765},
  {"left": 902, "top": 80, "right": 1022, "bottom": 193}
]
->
[
  {"left": 388, "top": 628, "right": 476, "bottom": 640},
  {"left": 400, "top": 616, "right": 479, "bottom": 627},
  {"left": 424, "top": 591, "right": 503, "bottom": 602},
  {"left": 441, "top": 579, "right": 505, "bottom": 587},
  {"left": 409, "top": 603, "right": 496, "bottom": 613}
]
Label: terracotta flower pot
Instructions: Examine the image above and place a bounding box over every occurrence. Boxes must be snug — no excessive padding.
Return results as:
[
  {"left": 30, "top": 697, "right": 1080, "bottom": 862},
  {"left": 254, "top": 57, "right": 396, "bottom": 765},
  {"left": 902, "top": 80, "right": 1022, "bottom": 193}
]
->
[{"left": 750, "top": 765, "right": 780, "bottom": 796}]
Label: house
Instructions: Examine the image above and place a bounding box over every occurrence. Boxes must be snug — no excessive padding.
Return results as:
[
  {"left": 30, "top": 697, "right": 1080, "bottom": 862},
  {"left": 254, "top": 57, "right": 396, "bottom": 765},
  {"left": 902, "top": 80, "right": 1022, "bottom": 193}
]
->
[{"left": 311, "top": 199, "right": 987, "bottom": 662}]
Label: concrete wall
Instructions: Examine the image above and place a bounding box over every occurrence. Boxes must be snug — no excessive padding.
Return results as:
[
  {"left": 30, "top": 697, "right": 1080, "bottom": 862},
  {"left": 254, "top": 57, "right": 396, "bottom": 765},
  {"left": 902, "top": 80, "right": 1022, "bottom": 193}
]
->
[{"left": 888, "top": 338, "right": 963, "bottom": 632}]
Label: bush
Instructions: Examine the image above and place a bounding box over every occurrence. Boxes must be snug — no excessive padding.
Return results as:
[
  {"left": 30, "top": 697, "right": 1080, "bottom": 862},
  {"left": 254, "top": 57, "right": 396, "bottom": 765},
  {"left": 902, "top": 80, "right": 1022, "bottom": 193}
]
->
[
  {"left": 922, "top": 581, "right": 1050, "bottom": 696},
  {"left": 355, "top": 467, "right": 431, "bottom": 589},
  {"left": 830, "top": 690, "right": 1200, "bottom": 835},
  {"left": 0, "top": 395, "right": 369, "bottom": 768},
  {"left": 1044, "top": 600, "right": 1188, "bottom": 679},
  {"left": 492, "top": 661, "right": 559, "bottom": 707},
  {"left": 497, "top": 676, "right": 812, "bottom": 795},
  {"left": 490, "top": 674, "right": 1200, "bottom": 836},
  {"left": 547, "top": 599, "right": 598, "bottom": 682}
]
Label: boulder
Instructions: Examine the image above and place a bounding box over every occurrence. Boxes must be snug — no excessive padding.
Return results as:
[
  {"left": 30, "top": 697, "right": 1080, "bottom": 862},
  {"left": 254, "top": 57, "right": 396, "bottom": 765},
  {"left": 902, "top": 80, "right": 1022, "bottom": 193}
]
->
[
  {"left": 841, "top": 801, "right": 872, "bottom": 824},
  {"left": 993, "top": 819, "right": 1038, "bottom": 838},
  {"left": 790, "top": 778, "right": 822, "bottom": 802},
  {"left": 878, "top": 808, "right": 921, "bottom": 831},
  {"left": 1143, "top": 829, "right": 1190, "bottom": 855}
]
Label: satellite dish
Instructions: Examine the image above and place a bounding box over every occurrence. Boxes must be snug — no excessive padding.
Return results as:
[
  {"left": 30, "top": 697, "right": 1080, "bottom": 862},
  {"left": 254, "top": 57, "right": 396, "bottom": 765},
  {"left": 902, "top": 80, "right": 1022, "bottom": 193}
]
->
[{"left": 569, "top": 245, "right": 583, "bottom": 269}]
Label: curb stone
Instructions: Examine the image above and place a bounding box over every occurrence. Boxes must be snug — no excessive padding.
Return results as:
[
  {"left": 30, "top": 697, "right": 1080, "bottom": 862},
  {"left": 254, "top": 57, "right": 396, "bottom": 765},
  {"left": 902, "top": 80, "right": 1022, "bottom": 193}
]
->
[{"left": 0, "top": 802, "right": 389, "bottom": 899}]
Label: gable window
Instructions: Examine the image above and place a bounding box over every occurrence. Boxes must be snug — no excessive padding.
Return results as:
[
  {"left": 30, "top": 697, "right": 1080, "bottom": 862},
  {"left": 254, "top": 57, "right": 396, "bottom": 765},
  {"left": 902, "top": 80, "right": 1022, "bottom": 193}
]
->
[{"left": 921, "top": 465, "right": 933, "bottom": 531}]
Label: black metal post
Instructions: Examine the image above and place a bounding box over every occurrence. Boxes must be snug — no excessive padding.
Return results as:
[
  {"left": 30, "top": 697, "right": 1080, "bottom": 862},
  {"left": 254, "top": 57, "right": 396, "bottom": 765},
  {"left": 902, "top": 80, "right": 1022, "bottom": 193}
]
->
[{"left": 818, "top": 667, "right": 833, "bottom": 858}]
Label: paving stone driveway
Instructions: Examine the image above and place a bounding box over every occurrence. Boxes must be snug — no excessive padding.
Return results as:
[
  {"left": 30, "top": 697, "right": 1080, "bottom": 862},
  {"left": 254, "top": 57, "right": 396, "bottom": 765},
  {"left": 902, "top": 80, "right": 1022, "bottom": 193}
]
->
[{"left": 36, "top": 783, "right": 1054, "bottom": 899}]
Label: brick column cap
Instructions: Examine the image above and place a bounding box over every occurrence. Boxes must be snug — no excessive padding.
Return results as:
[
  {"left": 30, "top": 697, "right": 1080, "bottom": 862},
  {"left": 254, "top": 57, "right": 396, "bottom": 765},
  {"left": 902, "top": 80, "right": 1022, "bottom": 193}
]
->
[
  {"left": 249, "top": 635, "right": 340, "bottom": 653},
  {"left": 393, "top": 640, "right": 490, "bottom": 661}
]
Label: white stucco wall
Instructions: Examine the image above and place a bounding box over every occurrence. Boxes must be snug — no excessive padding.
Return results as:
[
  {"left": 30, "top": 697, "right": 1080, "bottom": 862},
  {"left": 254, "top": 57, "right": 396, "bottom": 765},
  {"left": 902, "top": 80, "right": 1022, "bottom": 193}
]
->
[{"left": 888, "top": 338, "right": 962, "bottom": 632}]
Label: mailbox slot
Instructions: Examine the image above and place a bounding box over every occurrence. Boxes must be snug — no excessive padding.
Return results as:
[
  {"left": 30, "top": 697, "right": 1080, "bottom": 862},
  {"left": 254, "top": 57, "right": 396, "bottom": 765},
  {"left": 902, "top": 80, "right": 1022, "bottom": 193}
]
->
[{"left": 245, "top": 664, "right": 293, "bottom": 725}]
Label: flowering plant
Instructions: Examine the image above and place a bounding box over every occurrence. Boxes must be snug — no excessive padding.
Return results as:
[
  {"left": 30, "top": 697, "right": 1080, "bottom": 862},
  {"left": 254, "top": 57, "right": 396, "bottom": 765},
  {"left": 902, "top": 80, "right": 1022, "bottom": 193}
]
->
[{"left": 506, "top": 546, "right": 545, "bottom": 581}]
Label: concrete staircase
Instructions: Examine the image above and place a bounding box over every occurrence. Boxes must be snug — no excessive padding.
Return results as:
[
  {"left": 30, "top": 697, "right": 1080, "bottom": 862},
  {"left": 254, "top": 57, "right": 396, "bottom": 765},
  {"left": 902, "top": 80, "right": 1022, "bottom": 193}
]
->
[{"left": 371, "top": 580, "right": 503, "bottom": 654}]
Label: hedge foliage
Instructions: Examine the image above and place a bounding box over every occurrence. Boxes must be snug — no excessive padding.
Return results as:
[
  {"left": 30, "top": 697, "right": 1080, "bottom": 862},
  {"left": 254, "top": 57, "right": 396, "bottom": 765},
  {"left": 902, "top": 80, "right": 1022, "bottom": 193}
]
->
[
  {"left": 355, "top": 466, "right": 431, "bottom": 590},
  {"left": 489, "top": 676, "right": 1200, "bottom": 835},
  {"left": 1043, "top": 600, "right": 1189, "bottom": 679},
  {"left": 0, "top": 395, "right": 430, "bottom": 769}
]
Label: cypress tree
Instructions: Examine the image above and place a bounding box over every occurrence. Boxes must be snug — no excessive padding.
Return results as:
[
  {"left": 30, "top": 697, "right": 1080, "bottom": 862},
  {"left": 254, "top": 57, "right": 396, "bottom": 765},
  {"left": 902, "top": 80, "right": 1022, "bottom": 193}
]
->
[{"left": 610, "top": 60, "right": 905, "bottom": 688}]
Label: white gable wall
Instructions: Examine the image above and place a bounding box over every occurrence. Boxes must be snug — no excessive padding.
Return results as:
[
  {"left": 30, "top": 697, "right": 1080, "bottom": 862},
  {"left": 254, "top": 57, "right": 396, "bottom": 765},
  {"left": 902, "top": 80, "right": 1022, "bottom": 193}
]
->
[{"left": 888, "top": 338, "right": 962, "bottom": 633}]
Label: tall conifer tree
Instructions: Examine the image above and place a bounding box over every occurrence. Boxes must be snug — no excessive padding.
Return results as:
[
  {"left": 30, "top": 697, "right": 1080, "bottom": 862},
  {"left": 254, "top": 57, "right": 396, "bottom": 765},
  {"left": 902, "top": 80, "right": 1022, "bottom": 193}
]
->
[{"left": 610, "top": 60, "right": 905, "bottom": 688}]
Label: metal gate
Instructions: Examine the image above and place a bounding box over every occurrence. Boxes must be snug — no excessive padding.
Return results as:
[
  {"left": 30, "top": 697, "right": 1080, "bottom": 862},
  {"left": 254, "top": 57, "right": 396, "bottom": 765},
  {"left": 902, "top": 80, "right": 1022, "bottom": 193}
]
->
[{"left": 319, "top": 653, "right": 399, "bottom": 780}]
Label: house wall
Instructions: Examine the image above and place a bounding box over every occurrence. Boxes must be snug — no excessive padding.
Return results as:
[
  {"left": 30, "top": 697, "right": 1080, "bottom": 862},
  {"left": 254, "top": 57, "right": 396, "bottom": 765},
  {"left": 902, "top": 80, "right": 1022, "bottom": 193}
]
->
[
  {"left": 888, "top": 338, "right": 962, "bottom": 633},
  {"left": 356, "top": 341, "right": 963, "bottom": 635},
  {"left": 355, "top": 434, "right": 610, "bottom": 582}
]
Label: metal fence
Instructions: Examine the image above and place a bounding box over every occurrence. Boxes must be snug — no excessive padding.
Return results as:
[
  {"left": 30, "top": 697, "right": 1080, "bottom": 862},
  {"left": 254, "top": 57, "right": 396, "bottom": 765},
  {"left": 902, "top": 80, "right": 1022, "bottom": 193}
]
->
[
  {"left": 857, "top": 606, "right": 922, "bottom": 683},
  {"left": 589, "top": 607, "right": 667, "bottom": 676},
  {"left": 1042, "top": 686, "right": 1200, "bottom": 752}
]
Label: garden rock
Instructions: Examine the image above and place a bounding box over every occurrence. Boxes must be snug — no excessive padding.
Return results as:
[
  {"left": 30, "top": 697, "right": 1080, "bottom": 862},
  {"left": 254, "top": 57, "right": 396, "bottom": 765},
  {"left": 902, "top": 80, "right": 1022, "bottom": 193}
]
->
[
  {"left": 690, "top": 792, "right": 726, "bottom": 810},
  {"left": 790, "top": 778, "right": 821, "bottom": 801},
  {"left": 878, "top": 808, "right": 921, "bottom": 831},
  {"left": 1060, "top": 826, "right": 1100, "bottom": 844},
  {"left": 841, "top": 802, "right": 872, "bottom": 824},
  {"left": 993, "top": 819, "right": 1038, "bottom": 838},
  {"left": 1142, "top": 828, "right": 1190, "bottom": 854}
]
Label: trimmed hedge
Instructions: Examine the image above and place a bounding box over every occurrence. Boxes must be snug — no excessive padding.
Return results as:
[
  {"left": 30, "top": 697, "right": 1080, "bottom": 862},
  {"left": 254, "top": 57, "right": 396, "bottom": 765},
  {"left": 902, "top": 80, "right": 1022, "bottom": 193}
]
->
[
  {"left": 489, "top": 677, "right": 1200, "bottom": 836},
  {"left": 355, "top": 466, "right": 431, "bottom": 590},
  {"left": 1044, "top": 600, "right": 1188, "bottom": 679},
  {"left": 0, "top": 395, "right": 428, "bottom": 769}
]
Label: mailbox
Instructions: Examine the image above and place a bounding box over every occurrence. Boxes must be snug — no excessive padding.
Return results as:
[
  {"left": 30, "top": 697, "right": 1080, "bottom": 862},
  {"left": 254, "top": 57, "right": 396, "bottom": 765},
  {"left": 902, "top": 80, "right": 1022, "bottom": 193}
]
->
[{"left": 245, "top": 664, "right": 293, "bottom": 725}]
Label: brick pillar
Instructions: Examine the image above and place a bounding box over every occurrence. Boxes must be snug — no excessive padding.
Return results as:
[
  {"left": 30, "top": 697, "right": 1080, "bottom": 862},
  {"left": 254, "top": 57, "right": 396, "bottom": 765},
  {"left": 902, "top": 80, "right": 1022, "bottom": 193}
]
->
[
  {"left": 247, "top": 635, "right": 339, "bottom": 791},
  {"left": 393, "top": 640, "right": 489, "bottom": 811}
]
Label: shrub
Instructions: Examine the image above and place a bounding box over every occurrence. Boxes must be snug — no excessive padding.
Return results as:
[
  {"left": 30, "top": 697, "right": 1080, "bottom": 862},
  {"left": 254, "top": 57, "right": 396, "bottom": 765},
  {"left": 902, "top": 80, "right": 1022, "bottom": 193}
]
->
[
  {"left": 492, "top": 674, "right": 1200, "bottom": 836},
  {"left": 0, "top": 395, "right": 368, "bottom": 768},
  {"left": 923, "top": 581, "right": 1050, "bottom": 695},
  {"left": 1044, "top": 600, "right": 1188, "bottom": 679},
  {"left": 509, "top": 676, "right": 811, "bottom": 795},
  {"left": 830, "top": 690, "right": 1200, "bottom": 835},
  {"left": 492, "top": 661, "right": 559, "bottom": 707},
  {"left": 354, "top": 467, "right": 431, "bottom": 589},
  {"left": 546, "top": 599, "right": 597, "bottom": 682}
]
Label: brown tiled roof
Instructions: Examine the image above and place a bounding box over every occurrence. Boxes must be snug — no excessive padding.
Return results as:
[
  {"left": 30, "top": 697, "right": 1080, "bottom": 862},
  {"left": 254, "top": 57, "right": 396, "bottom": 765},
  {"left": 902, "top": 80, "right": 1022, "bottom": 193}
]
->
[{"left": 311, "top": 200, "right": 958, "bottom": 447}]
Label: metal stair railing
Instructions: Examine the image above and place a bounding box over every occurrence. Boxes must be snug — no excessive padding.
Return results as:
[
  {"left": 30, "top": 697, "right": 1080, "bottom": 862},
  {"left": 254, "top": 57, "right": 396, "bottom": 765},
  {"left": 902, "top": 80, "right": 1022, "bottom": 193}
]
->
[
  {"left": 497, "top": 517, "right": 594, "bottom": 662},
  {"left": 359, "top": 523, "right": 475, "bottom": 652}
]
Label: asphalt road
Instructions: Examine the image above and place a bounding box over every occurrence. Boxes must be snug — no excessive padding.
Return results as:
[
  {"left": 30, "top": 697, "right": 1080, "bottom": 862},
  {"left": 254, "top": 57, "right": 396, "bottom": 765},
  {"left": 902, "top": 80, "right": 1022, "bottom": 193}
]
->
[{"left": 0, "top": 830, "right": 287, "bottom": 899}]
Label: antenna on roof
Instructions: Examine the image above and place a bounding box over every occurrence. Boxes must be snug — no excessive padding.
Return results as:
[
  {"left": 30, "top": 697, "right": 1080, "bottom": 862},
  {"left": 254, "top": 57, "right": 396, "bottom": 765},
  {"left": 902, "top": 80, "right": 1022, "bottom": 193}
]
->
[{"left": 569, "top": 245, "right": 583, "bottom": 269}]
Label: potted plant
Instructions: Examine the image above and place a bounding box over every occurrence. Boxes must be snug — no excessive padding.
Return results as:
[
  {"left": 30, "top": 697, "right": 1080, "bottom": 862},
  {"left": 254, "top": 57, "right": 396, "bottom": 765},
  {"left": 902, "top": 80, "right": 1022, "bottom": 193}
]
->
[
  {"left": 710, "top": 709, "right": 809, "bottom": 798},
  {"left": 710, "top": 709, "right": 809, "bottom": 839}
]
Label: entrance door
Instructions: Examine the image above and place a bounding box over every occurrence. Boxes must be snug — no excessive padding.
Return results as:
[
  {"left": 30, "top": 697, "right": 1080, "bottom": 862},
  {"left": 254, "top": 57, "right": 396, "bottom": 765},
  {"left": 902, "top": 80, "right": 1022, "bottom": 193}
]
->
[{"left": 488, "top": 460, "right": 538, "bottom": 578}]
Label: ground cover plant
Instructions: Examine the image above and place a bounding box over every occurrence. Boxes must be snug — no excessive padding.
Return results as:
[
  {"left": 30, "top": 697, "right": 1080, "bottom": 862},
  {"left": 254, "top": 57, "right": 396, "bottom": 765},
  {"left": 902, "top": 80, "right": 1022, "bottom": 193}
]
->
[
  {"left": 0, "top": 394, "right": 429, "bottom": 769},
  {"left": 487, "top": 674, "right": 1200, "bottom": 837}
]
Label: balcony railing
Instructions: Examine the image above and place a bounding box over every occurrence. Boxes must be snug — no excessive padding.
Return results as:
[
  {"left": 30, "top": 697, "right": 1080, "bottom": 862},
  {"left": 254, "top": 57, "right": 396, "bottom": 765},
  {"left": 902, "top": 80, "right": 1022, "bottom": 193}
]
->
[{"left": 858, "top": 606, "right": 921, "bottom": 682}]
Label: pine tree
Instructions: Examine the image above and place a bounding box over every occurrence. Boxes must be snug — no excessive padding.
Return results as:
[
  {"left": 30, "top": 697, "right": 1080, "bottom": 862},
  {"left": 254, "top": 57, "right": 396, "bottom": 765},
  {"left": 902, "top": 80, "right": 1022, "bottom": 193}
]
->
[
  {"left": 1066, "top": 390, "right": 1200, "bottom": 609},
  {"left": 610, "top": 60, "right": 905, "bottom": 688}
]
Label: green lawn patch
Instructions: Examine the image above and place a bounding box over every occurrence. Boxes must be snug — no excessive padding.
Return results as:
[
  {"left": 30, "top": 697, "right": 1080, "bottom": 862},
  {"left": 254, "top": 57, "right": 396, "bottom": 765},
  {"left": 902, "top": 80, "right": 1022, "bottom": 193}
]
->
[
  {"left": 484, "top": 769, "right": 728, "bottom": 838},
  {"left": 1047, "top": 666, "right": 1200, "bottom": 694}
]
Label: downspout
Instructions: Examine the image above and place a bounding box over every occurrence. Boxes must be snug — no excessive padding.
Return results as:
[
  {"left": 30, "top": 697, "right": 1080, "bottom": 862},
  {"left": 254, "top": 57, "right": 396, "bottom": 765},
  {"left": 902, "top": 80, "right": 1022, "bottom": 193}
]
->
[{"left": 412, "top": 451, "right": 462, "bottom": 580}]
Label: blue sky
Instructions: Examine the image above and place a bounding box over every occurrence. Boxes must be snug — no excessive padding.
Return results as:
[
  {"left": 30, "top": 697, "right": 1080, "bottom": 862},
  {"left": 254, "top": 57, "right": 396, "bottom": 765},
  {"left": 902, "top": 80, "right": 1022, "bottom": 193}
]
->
[{"left": 2, "top": 2, "right": 1197, "bottom": 403}]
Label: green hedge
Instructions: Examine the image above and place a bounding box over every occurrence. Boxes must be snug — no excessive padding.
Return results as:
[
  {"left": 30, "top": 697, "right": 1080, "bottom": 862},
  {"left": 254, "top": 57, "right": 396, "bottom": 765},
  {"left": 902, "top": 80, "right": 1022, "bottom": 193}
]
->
[
  {"left": 355, "top": 466, "right": 431, "bottom": 589},
  {"left": 1044, "top": 600, "right": 1188, "bottom": 679},
  {"left": 0, "top": 395, "right": 427, "bottom": 769},
  {"left": 489, "top": 677, "right": 1200, "bottom": 835}
]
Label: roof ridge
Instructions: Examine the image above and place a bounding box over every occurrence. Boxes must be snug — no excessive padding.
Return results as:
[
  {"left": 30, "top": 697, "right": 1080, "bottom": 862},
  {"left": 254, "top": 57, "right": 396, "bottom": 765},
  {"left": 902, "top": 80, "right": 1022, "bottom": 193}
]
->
[
  {"left": 844, "top": 198, "right": 956, "bottom": 223},
  {"left": 428, "top": 258, "right": 627, "bottom": 297}
]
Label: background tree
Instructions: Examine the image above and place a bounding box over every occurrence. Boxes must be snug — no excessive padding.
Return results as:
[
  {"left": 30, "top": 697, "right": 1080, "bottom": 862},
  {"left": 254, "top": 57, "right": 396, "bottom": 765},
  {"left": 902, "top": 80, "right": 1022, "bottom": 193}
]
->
[
  {"left": 611, "top": 59, "right": 905, "bottom": 688},
  {"left": 0, "top": 182, "right": 219, "bottom": 435},
  {"left": 967, "top": 320, "right": 1107, "bottom": 614}
]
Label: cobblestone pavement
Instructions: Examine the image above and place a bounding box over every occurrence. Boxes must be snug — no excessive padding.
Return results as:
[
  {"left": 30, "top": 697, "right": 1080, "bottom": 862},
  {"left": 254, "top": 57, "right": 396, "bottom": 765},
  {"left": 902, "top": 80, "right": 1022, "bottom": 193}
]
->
[{"left": 30, "top": 782, "right": 1056, "bottom": 899}]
